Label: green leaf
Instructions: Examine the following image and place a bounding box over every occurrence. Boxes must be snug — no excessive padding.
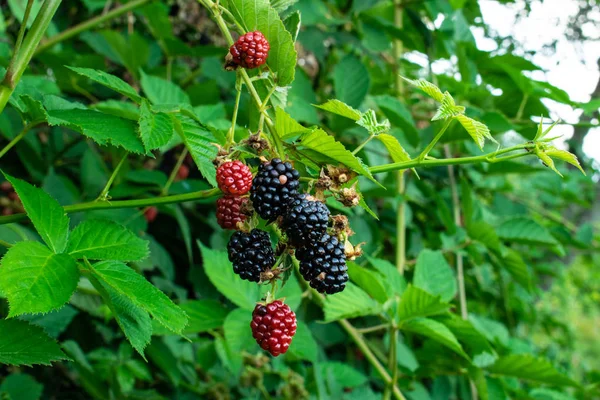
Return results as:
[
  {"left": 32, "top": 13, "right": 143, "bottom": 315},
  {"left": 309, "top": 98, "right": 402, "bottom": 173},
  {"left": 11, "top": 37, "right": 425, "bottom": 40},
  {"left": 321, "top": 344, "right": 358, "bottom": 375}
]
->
[
  {"left": 226, "top": 0, "right": 297, "bottom": 86},
  {"left": 0, "top": 319, "right": 70, "bottom": 366},
  {"left": 376, "top": 133, "right": 412, "bottom": 163},
  {"left": 198, "top": 241, "right": 261, "bottom": 310},
  {"left": 455, "top": 114, "right": 496, "bottom": 150},
  {"left": 66, "top": 66, "right": 142, "bottom": 103},
  {"left": 467, "top": 221, "right": 501, "bottom": 254},
  {"left": 545, "top": 147, "right": 585, "bottom": 175},
  {"left": 535, "top": 148, "right": 561, "bottom": 176},
  {"left": 432, "top": 92, "right": 465, "bottom": 121},
  {"left": 172, "top": 115, "right": 218, "bottom": 187},
  {"left": 138, "top": 99, "right": 174, "bottom": 152},
  {"left": 313, "top": 99, "right": 362, "bottom": 121},
  {"left": 20, "top": 305, "right": 78, "bottom": 338},
  {"left": 0, "top": 374, "right": 43, "bottom": 400},
  {"left": 402, "top": 317, "right": 469, "bottom": 359},
  {"left": 487, "top": 354, "right": 577, "bottom": 387},
  {"left": 0, "top": 242, "right": 78, "bottom": 317},
  {"left": 140, "top": 70, "right": 190, "bottom": 105},
  {"left": 283, "top": 10, "right": 301, "bottom": 42},
  {"left": 298, "top": 128, "right": 377, "bottom": 183},
  {"left": 271, "top": 0, "right": 299, "bottom": 14},
  {"left": 67, "top": 219, "right": 149, "bottom": 262},
  {"left": 89, "top": 260, "right": 188, "bottom": 335},
  {"left": 356, "top": 109, "right": 390, "bottom": 135},
  {"left": 180, "top": 300, "right": 229, "bottom": 334},
  {"left": 223, "top": 308, "right": 255, "bottom": 356},
  {"left": 286, "top": 320, "right": 318, "bottom": 363},
  {"left": 534, "top": 118, "right": 559, "bottom": 141},
  {"left": 500, "top": 249, "right": 532, "bottom": 291},
  {"left": 89, "top": 274, "right": 152, "bottom": 358},
  {"left": 46, "top": 109, "right": 145, "bottom": 154},
  {"left": 334, "top": 56, "right": 370, "bottom": 108},
  {"left": 439, "top": 315, "right": 497, "bottom": 367},
  {"left": 413, "top": 250, "right": 457, "bottom": 302},
  {"left": 323, "top": 282, "right": 382, "bottom": 322},
  {"left": 402, "top": 77, "right": 445, "bottom": 102},
  {"left": 368, "top": 257, "right": 406, "bottom": 298},
  {"left": 275, "top": 107, "right": 310, "bottom": 139},
  {"left": 496, "top": 217, "right": 559, "bottom": 246},
  {"left": 347, "top": 262, "right": 389, "bottom": 303},
  {"left": 3, "top": 174, "right": 70, "bottom": 253},
  {"left": 397, "top": 285, "right": 451, "bottom": 323},
  {"left": 318, "top": 362, "right": 368, "bottom": 388}
]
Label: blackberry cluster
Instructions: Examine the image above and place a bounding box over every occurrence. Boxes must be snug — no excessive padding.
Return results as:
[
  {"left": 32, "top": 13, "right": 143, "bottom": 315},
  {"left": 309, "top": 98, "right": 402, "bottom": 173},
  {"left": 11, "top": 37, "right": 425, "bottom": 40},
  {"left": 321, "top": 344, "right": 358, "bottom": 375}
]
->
[
  {"left": 250, "top": 300, "right": 297, "bottom": 357},
  {"left": 250, "top": 159, "right": 300, "bottom": 221},
  {"left": 296, "top": 234, "right": 348, "bottom": 295},
  {"left": 227, "top": 229, "right": 275, "bottom": 282},
  {"left": 282, "top": 194, "right": 330, "bottom": 247}
]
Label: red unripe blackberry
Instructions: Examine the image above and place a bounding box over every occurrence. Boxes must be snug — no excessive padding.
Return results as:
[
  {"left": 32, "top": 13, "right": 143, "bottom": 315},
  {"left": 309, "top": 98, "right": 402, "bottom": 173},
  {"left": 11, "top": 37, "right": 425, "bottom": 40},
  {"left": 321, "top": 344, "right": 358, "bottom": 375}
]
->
[
  {"left": 229, "top": 31, "right": 270, "bottom": 69},
  {"left": 217, "top": 196, "right": 248, "bottom": 230},
  {"left": 250, "top": 159, "right": 300, "bottom": 221},
  {"left": 282, "top": 194, "right": 330, "bottom": 247},
  {"left": 296, "top": 234, "right": 348, "bottom": 295},
  {"left": 144, "top": 207, "right": 158, "bottom": 223},
  {"left": 0, "top": 181, "right": 12, "bottom": 192},
  {"left": 227, "top": 229, "right": 275, "bottom": 282},
  {"left": 176, "top": 164, "right": 190, "bottom": 180},
  {"left": 250, "top": 300, "right": 297, "bottom": 357},
  {"left": 217, "top": 161, "right": 253, "bottom": 195}
]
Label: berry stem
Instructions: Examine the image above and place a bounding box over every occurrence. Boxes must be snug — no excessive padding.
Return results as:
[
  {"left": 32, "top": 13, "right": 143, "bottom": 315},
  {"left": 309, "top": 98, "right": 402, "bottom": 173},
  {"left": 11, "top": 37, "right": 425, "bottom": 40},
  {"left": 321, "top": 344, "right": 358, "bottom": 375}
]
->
[
  {"left": 0, "top": 239, "right": 13, "bottom": 248},
  {"left": 417, "top": 117, "right": 454, "bottom": 161},
  {"left": 226, "top": 75, "right": 243, "bottom": 148},
  {"left": 96, "top": 152, "right": 128, "bottom": 202},
  {"left": 0, "top": 121, "right": 43, "bottom": 161},
  {"left": 352, "top": 134, "right": 375, "bottom": 155}
]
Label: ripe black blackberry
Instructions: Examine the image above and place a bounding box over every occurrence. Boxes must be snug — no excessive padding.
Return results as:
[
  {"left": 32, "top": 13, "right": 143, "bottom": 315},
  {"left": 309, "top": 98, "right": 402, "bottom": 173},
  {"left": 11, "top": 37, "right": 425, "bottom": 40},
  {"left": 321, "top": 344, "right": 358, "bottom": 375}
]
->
[
  {"left": 296, "top": 234, "right": 348, "bottom": 294},
  {"left": 250, "top": 159, "right": 300, "bottom": 221},
  {"left": 227, "top": 229, "right": 275, "bottom": 282},
  {"left": 282, "top": 194, "right": 330, "bottom": 247}
]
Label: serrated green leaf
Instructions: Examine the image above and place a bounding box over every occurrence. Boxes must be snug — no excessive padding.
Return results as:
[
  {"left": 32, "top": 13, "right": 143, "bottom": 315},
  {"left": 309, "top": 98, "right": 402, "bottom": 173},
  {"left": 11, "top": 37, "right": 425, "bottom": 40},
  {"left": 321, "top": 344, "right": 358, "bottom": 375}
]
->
[
  {"left": 298, "top": 128, "right": 377, "bottom": 183},
  {"left": 180, "top": 300, "right": 229, "bottom": 334},
  {"left": 318, "top": 362, "right": 368, "bottom": 387},
  {"left": 496, "top": 217, "right": 558, "bottom": 246},
  {"left": 198, "top": 241, "right": 261, "bottom": 310},
  {"left": 275, "top": 107, "right": 310, "bottom": 139},
  {"left": 46, "top": 109, "right": 145, "bottom": 154},
  {"left": 271, "top": 0, "right": 299, "bottom": 14},
  {"left": 397, "top": 285, "right": 451, "bottom": 323},
  {"left": 438, "top": 315, "right": 497, "bottom": 367},
  {"left": 0, "top": 373, "right": 43, "bottom": 400},
  {"left": 67, "top": 219, "right": 149, "bottom": 262},
  {"left": 534, "top": 118, "right": 560, "bottom": 142},
  {"left": 89, "top": 274, "right": 152, "bottom": 358},
  {"left": 545, "top": 147, "right": 585, "bottom": 175},
  {"left": 432, "top": 92, "right": 465, "bottom": 121},
  {"left": 402, "top": 317, "right": 469, "bottom": 359},
  {"left": 138, "top": 99, "right": 174, "bottom": 151},
  {"left": 376, "top": 133, "right": 412, "bottom": 163},
  {"left": 172, "top": 115, "right": 218, "bottom": 187},
  {"left": 0, "top": 319, "right": 70, "bottom": 366},
  {"left": 414, "top": 249, "right": 457, "bottom": 302},
  {"left": 0, "top": 242, "right": 78, "bottom": 317},
  {"left": 500, "top": 249, "right": 532, "bottom": 291},
  {"left": 455, "top": 114, "right": 496, "bottom": 150},
  {"left": 356, "top": 109, "right": 390, "bottom": 135},
  {"left": 283, "top": 10, "right": 301, "bottom": 42},
  {"left": 313, "top": 99, "right": 362, "bottom": 121},
  {"left": 226, "top": 0, "right": 297, "bottom": 86},
  {"left": 3, "top": 174, "right": 69, "bottom": 253},
  {"left": 223, "top": 308, "right": 256, "bottom": 356},
  {"left": 403, "top": 77, "right": 445, "bottom": 102},
  {"left": 347, "top": 262, "right": 389, "bottom": 303},
  {"left": 140, "top": 70, "right": 190, "bottom": 105},
  {"left": 467, "top": 221, "right": 502, "bottom": 254},
  {"left": 285, "top": 320, "right": 318, "bottom": 363},
  {"left": 89, "top": 260, "right": 188, "bottom": 335},
  {"left": 323, "top": 282, "right": 382, "bottom": 322},
  {"left": 20, "top": 305, "right": 78, "bottom": 338},
  {"left": 66, "top": 66, "right": 142, "bottom": 103},
  {"left": 487, "top": 354, "right": 577, "bottom": 387},
  {"left": 536, "top": 148, "right": 561, "bottom": 176}
]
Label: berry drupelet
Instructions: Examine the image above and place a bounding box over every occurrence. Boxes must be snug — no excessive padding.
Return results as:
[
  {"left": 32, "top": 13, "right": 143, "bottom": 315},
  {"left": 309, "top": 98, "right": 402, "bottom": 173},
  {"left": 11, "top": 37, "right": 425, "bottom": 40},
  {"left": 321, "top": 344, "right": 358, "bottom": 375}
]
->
[
  {"left": 251, "top": 300, "right": 297, "bottom": 357},
  {"left": 282, "top": 194, "right": 330, "bottom": 247},
  {"left": 229, "top": 31, "right": 270, "bottom": 69},
  {"left": 216, "top": 196, "right": 249, "bottom": 230},
  {"left": 250, "top": 159, "right": 300, "bottom": 221},
  {"left": 227, "top": 229, "right": 275, "bottom": 282},
  {"left": 296, "top": 234, "right": 349, "bottom": 295},
  {"left": 216, "top": 160, "right": 253, "bottom": 195}
]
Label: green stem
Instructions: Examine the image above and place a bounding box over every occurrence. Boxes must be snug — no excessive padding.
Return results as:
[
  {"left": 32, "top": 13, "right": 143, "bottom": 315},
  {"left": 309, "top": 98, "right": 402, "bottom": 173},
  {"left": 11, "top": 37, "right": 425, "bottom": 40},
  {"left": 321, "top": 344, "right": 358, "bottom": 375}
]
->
[
  {"left": 0, "top": 0, "right": 62, "bottom": 114},
  {"left": 162, "top": 148, "right": 188, "bottom": 195},
  {"left": 12, "top": 0, "right": 35, "bottom": 56},
  {"left": 34, "top": 0, "right": 154, "bottom": 55},
  {"left": 0, "top": 188, "right": 220, "bottom": 225},
  {"left": 0, "top": 239, "right": 13, "bottom": 248},
  {"left": 369, "top": 143, "right": 532, "bottom": 174},
  {"left": 356, "top": 324, "right": 389, "bottom": 334},
  {"left": 352, "top": 134, "right": 375, "bottom": 155},
  {"left": 96, "top": 153, "right": 128, "bottom": 201},
  {"left": 396, "top": 171, "right": 406, "bottom": 274},
  {"left": 226, "top": 76, "right": 242, "bottom": 147},
  {"left": 417, "top": 118, "right": 453, "bottom": 161},
  {"left": 0, "top": 121, "right": 41, "bottom": 160}
]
